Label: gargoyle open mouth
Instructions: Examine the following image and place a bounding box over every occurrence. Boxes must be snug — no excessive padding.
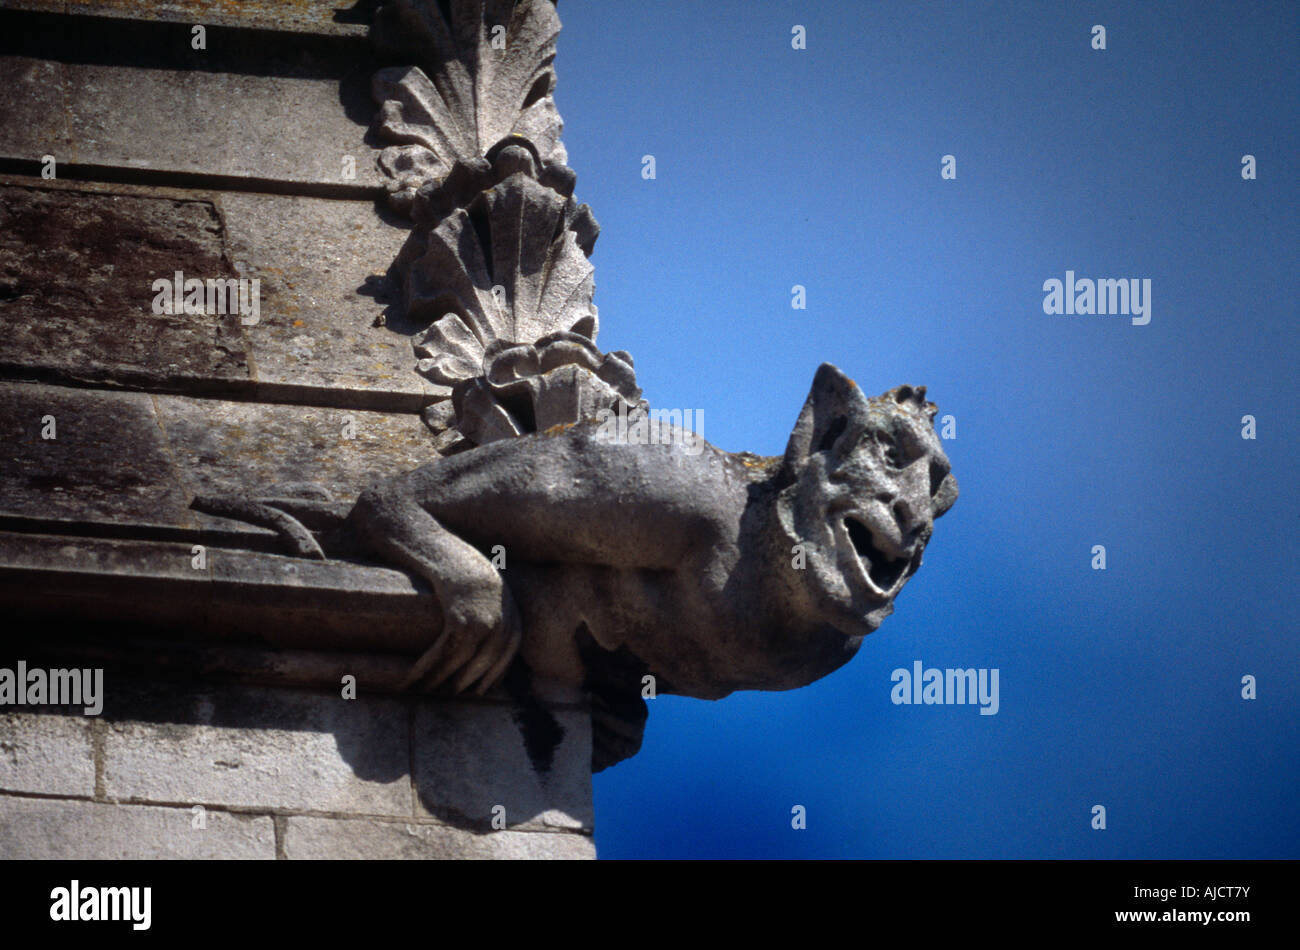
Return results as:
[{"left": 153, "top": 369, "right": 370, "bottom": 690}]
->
[{"left": 845, "top": 516, "right": 910, "bottom": 594}]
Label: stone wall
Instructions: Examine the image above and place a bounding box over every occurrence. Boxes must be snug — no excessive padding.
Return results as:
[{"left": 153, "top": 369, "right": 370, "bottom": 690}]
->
[
  {"left": 0, "top": 0, "right": 597, "bottom": 858},
  {"left": 0, "top": 678, "right": 593, "bottom": 859}
]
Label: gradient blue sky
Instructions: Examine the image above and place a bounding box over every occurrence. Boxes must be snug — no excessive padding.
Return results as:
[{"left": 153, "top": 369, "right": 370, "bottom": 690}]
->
[{"left": 548, "top": 0, "right": 1297, "bottom": 858}]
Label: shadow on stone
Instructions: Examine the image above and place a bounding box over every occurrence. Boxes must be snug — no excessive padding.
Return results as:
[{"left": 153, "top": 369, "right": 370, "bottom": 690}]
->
[{"left": 0, "top": 658, "right": 592, "bottom": 836}]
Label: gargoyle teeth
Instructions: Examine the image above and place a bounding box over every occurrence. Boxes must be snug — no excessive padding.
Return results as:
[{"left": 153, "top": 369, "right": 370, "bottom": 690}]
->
[{"left": 844, "top": 515, "right": 909, "bottom": 595}]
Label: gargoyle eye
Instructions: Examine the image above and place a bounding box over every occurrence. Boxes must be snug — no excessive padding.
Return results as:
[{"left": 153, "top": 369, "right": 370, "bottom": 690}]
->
[
  {"left": 882, "top": 421, "right": 929, "bottom": 470},
  {"left": 875, "top": 428, "right": 910, "bottom": 469}
]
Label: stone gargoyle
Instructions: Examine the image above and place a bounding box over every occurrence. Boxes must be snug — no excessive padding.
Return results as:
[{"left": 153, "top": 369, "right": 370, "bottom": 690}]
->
[
  {"left": 352, "top": 357, "right": 957, "bottom": 768},
  {"left": 192, "top": 0, "right": 958, "bottom": 769},
  {"left": 196, "top": 339, "right": 957, "bottom": 768}
]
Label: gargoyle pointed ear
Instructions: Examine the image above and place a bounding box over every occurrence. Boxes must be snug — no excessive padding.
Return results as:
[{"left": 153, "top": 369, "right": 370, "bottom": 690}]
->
[{"left": 783, "top": 363, "right": 869, "bottom": 468}]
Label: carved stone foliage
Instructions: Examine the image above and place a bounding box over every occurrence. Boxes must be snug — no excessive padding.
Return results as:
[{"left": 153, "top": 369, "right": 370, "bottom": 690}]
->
[
  {"left": 371, "top": 0, "right": 568, "bottom": 216},
  {"left": 370, "top": 1, "right": 608, "bottom": 419},
  {"left": 403, "top": 146, "right": 599, "bottom": 397},
  {"left": 448, "top": 331, "right": 644, "bottom": 448}
]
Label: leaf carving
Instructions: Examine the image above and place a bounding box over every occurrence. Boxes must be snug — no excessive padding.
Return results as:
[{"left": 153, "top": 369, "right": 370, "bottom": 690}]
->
[
  {"left": 371, "top": 0, "right": 567, "bottom": 213},
  {"left": 407, "top": 149, "right": 598, "bottom": 394}
]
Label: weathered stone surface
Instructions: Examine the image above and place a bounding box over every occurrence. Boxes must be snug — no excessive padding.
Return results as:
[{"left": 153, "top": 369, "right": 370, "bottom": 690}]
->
[
  {"left": 59, "top": 0, "right": 371, "bottom": 36},
  {"left": 202, "top": 545, "right": 441, "bottom": 651},
  {"left": 153, "top": 394, "right": 431, "bottom": 502},
  {"left": 0, "top": 54, "right": 383, "bottom": 187},
  {"left": 0, "top": 56, "right": 66, "bottom": 162},
  {"left": 66, "top": 64, "right": 382, "bottom": 187},
  {"left": 2, "top": 1, "right": 367, "bottom": 36},
  {"left": 0, "top": 179, "right": 443, "bottom": 407},
  {"left": 0, "top": 712, "right": 96, "bottom": 797},
  {"left": 216, "top": 193, "right": 433, "bottom": 406},
  {"left": 0, "top": 381, "right": 435, "bottom": 535},
  {"left": 0, "top": 384, "right": 197, "bottom": 528},
  {"left": 0, "top": 182, "right": 251, "bottom": 389},
  {"left": 0, "top": 796, "right": 276, "bottom": 858},
  {"left": 413, "top": 701, "right": 592, "bottom": 831},
  {"left": 0, "top": 534, "right": 212, "bottom": 634},
  {"left": 283, "top": 815, "right": 595, "bottom": 859},
  {"left": 100, "top": 684, "right": 412, "bottom": 816},
  {"left": 0, "top": 678, "right": 595, "bottom": 858}
]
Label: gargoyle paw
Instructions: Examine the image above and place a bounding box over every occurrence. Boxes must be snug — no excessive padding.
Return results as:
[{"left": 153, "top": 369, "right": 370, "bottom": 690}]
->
[{"left": 402, "top": 590, "right": 521, "bottom": 696}]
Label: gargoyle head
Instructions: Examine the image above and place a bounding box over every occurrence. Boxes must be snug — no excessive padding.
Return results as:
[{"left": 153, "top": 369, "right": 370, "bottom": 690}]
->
[{"left": 773, "top": 364, "right": 958, "bottom": 643}]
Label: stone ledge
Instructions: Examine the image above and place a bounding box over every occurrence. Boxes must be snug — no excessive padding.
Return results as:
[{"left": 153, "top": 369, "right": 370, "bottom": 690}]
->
[
  {"left": 1, "top": 2, "right": 369, "bottom": 46},
  {"left": 0, "top": 532, "right": 440, "bottom": 653}
]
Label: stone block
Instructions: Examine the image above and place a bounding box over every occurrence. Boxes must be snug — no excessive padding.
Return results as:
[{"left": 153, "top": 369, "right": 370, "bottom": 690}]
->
[
  {"left": 0, "top": 379, "right": 436, "bottom": 538},
  {"left": 0, "top": 182, "right": 251, "bottom": 390},
  {"left": 218, "top": 192, "right": 432, "bottom": 407},
  {"left": 153, "top": 394, "right": 431, "bottom": 503},
  {"left": 100, "top": 684, "right": 412, "bottom": 816},
  {"left": 0, "top": 711, "right": 96, "bottom": 797},
  {"left": 0, "top": 56, "right": 68, "bottom": 161},
  {"left": 0, "top": 383, "right": 198, "bottom": 528},
  {"left": 60, "top": 62, "right": 381, "bottom": 187},
  {"left": 282, "top": 815, "right": 596, "bottom": 860},
  {"left": 0, "top": 178, "right": 437, "bottom": 408},
  {"left": 56, "top": 0, "right": 371, "bottom": 37},
  {"left": 0, "top": 796, "right": 276, "bottom": 858},
  {"left": 413, "top": 701, "right": 593, "bottom": 832}
]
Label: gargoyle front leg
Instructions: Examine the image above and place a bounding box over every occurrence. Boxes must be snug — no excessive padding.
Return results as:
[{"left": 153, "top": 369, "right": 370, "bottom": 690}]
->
[{"left": 350, "top": 485, "right": 521, "bottom": 695}]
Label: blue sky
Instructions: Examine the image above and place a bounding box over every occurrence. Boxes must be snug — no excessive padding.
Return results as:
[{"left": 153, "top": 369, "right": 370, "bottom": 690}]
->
[{"left": 549, "top": 0, "right": 1297, "bottom": 858}]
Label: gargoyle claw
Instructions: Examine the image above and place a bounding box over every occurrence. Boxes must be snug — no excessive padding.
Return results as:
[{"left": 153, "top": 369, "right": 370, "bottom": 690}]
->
[
  {"left": 473, "top": 626, "right": 521, "bottom": 696},
  {"left": 451, "top": 622, "right": 521, "bottom": 695},
  {"left": 402, "top": 631, "right": 449, "bottom": 690}
]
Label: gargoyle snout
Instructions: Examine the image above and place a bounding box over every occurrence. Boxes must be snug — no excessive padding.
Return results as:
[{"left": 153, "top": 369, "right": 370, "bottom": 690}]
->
[
  {"left": 893, "top": 496, "right": 930, "bottom": 546},
  {"left": 865, "top": 489, "right": 929, "bottom": 557}
]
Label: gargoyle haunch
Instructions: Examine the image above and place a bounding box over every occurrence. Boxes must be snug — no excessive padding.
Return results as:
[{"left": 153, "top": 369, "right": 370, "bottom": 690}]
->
[{"left": 194, "top": 0, "right": 958, "bottom": 769}]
